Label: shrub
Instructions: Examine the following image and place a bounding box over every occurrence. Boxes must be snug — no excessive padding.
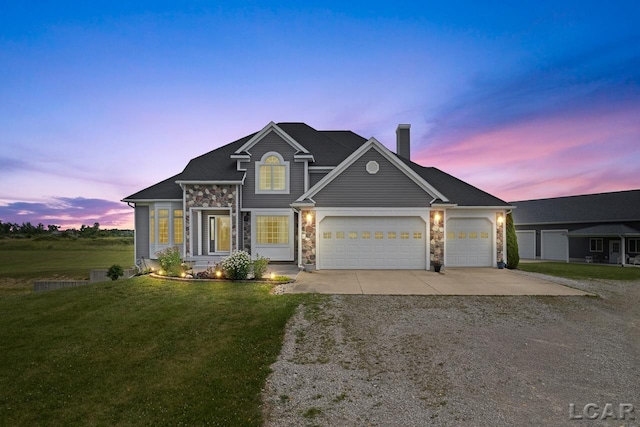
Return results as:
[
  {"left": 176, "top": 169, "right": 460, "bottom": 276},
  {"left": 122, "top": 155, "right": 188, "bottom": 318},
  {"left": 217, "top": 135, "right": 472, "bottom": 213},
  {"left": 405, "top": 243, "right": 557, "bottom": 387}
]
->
[
  {"left": 156, "top": 246, "right": 184, "bottom": 277},
  {"left": 251, "top": 254, "right": 269, "bottom": 280},
  {"left": 506, "top": 212, "right": 520, "bottom": 269},
  {"left": 107, "top": 264, "right": 124, "bottom": 281},
  {"left": 221, "top": 250, "right": 251, "bottom": 280}
]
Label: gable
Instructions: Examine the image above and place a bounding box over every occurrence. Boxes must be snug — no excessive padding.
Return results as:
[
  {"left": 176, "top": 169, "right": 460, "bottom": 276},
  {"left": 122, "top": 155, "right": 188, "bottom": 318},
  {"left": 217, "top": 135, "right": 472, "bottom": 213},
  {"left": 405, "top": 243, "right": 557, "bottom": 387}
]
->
[
  {"left": 235, "top": 122, "right": 308, "bottom": 154},
  {"left": 244, "top": 130, "right": 297, "bottom": 158},
  {"left": 311, "top": 147, "right": 432, "bottom": 207},
  {"left": 241, "top": 130, "right": 305, "bottom": 208}
]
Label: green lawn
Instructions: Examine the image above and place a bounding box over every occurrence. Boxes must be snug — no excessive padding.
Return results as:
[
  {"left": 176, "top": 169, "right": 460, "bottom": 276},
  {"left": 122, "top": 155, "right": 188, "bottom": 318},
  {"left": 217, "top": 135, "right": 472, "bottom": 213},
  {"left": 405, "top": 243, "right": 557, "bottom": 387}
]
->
[
  {"left": 0, "top": 276, "right": 315, "bottom": 426},
  {"left": 0, "top": 237, "right": 134, "bottom": 295},
  {"left": 518, "top": 262, "right": 640, "bottom": 281}
]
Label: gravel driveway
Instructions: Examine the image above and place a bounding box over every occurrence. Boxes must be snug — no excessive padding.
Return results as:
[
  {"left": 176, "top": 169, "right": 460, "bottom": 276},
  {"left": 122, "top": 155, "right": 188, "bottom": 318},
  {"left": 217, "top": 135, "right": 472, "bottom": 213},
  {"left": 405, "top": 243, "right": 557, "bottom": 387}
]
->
[{"left": 262, "top": 273, "right": 640, "bottom": 426}]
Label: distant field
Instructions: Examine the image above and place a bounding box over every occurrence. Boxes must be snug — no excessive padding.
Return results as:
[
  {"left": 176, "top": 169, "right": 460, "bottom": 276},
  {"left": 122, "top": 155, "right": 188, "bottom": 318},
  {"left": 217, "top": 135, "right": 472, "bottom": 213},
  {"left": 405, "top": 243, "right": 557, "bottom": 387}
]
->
[{"left": 0, "top": 237, "right": 134, "bottom": 296}]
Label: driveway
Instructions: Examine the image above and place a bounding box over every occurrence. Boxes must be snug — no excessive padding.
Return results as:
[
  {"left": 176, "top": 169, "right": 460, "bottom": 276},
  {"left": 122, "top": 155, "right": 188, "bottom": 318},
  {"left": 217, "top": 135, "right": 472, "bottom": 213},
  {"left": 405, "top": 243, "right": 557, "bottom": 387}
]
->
[
  {"left": 288, "top": 268, "right": 589, "bottom": 296},
  {"left": 263, "top": 276, "right": 640, "bottom": 426}
]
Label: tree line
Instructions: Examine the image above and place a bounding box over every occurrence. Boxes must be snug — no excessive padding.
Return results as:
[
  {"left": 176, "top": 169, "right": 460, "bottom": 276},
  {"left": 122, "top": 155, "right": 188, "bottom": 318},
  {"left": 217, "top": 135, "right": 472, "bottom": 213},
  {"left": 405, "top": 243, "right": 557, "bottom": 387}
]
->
[{"left": 0, "top": 221, "right": 133, "bottom": 238}]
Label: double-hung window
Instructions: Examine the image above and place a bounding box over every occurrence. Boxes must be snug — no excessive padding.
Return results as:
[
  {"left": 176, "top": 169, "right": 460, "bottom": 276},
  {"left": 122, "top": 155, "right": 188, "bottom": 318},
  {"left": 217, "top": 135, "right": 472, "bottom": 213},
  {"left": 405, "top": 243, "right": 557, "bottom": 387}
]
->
[{"left": 256, "top": 152, "right": 289, "bottom": 194}]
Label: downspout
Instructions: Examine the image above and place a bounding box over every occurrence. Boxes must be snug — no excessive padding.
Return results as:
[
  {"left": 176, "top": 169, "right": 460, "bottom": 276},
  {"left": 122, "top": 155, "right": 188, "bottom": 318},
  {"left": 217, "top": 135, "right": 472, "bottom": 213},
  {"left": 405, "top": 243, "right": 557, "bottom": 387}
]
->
[
  {"left": 126, "top": 202, "right": 137, "bottom": 270},
  {"left": 236, "top": 184, "right": 240, "bottom": 253}
]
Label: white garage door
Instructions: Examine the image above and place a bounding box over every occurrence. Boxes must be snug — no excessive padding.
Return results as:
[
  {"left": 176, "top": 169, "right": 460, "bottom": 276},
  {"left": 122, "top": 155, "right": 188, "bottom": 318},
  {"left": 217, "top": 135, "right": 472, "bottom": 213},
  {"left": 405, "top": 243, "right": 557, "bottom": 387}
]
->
[
  {"left": 446, "top": 218, "right": 492, "bottom": 267},
  {"left": 319, "top": 217, "right": 426, "bottom": 269},
  {"left": 516, "top": 230, "right": 536, "bottom": 259},
  {"left": 541, "top": 230, "right": 568, "bottom": 261}
]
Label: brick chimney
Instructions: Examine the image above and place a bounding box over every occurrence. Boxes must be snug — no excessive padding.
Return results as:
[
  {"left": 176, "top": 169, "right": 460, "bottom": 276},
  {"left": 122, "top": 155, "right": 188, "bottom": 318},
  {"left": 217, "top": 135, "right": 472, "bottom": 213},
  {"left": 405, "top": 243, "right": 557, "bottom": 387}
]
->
[{"left": 396, "top": 124, "right": 411, "bottom": 159}]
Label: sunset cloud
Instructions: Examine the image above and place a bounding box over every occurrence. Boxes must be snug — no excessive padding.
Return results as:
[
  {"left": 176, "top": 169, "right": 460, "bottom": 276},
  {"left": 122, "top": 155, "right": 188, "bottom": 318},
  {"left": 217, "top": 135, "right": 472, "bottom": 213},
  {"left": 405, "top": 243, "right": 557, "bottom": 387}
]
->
[
  {"left": 0, "top": 2, "right": 638, "bottom": 227},
  {"left": 0, "top": 197, "right": 133, "bottom": 230}
]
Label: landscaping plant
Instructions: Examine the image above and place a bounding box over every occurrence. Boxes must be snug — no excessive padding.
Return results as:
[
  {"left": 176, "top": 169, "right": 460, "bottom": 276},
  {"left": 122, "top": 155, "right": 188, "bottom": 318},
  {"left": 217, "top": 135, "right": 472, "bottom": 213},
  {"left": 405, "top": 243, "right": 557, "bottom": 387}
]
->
[
  {"left": 106, "top": 264, "right": 124, "bottom": 281},
  {"left": 156, "top": 246, "right": 184, "bottom": 276},
  {"left": 251, "top": 254, "right": 269, "bottom": 280},
  {"left": 506, "top": 212, "right": 520, "bottom": 269},
  {"left": 221, "top": 250, "right": 251, "bottom": 280}
]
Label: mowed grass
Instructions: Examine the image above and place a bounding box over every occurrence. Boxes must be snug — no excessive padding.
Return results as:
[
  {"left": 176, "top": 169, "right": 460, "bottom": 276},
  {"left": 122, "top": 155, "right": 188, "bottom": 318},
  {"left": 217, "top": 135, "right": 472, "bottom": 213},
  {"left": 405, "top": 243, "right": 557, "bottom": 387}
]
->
[
  {"left": 0, "top": 276, "right": 315, "bottom": 426},
  {"left": 0, "top": 237, "right": 134, "bottom": 295},
  {"left": 519, "top": 261, "right": 640, "bottom": 281}
]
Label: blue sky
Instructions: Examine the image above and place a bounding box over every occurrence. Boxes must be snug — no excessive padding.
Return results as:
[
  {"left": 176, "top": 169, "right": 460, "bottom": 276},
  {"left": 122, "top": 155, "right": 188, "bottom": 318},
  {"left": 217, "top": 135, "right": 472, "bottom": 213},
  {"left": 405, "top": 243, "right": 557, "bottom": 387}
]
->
[{"left": 1, "top": 1, "right": 639, "bottom": 229}]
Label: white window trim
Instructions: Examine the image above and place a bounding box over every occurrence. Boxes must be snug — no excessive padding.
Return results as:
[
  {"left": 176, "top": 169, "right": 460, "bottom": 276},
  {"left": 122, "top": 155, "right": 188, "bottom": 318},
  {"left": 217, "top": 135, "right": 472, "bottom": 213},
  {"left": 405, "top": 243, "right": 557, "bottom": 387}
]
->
[
  {"left": 149, "top": 203, "right": 184, "bottom": 257},
  {"left": 255, "top": 151, "right": 290, "bottom": 194},
  {"left": 249, "top": 209, "right": 294, "bottom": 261},
  {"left": 590, "top": 238, "right": 603, "bottom": 252}
]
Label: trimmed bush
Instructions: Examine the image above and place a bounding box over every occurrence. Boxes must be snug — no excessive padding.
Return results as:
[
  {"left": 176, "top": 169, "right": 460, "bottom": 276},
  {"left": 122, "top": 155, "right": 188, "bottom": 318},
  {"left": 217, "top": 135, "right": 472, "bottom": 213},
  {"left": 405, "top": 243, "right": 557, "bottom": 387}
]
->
[
  {"left": 506, "top": 212, "right": 520, "bottom": 269},
  {"left": 251, "top": 254, "right": 269, "bottom": 280},
  {"left": 106, "top": 264, "right": 124, "bottom": 281},
  {"left": 221, "top": 250, "right": 251, "bottom": 280}
]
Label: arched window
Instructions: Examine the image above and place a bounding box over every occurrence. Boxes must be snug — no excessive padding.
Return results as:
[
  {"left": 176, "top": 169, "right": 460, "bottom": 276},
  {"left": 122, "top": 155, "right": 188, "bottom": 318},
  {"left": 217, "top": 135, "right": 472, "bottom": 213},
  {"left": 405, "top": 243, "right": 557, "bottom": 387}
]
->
[{"left": 256, "top": 152, "right": 289, "bottom": 193}]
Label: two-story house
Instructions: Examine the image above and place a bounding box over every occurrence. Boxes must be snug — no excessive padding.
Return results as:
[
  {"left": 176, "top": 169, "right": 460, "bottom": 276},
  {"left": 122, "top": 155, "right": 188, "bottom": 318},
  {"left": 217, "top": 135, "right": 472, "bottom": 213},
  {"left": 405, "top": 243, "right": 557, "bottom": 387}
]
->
[{"left": 122, "top": 122, "right": 512, "bottom": 270}]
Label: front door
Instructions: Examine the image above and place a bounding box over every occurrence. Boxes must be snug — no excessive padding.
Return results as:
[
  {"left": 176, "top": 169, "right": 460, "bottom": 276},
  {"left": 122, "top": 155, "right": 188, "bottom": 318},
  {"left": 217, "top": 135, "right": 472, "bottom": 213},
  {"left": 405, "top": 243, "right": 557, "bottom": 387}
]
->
[
  {"left": 208, "top": 216, "right": 230, "bottom": 254},
  {"left": 609, "top": 240, "right": 621, "bottom": 264}
]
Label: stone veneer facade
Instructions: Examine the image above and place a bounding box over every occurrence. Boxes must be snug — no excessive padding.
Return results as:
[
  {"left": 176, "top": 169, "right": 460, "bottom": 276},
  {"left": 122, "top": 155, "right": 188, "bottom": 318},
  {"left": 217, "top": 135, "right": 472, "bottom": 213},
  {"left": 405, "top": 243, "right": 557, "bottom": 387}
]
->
[
  {"left": 242, "top": 212, "right": 251, "bottom": 254},
  {"left": 184, "top": 184, "right": 237, "bottom": 257},
  {"left": 301, "top": 209, "right": 316, "bottom": 265},
  {"left": 430, "top": 210, "right": 445, "bottom": 266},
  {"left": 496, "top": 212, "right": 505, "bottom": 264}
]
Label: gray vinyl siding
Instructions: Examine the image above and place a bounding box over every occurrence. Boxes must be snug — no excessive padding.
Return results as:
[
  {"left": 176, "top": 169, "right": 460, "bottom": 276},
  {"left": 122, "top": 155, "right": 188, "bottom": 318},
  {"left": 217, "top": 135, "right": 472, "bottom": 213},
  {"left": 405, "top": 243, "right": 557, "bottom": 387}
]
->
[
  {"left": 312, "top": 148, "right": 431, "bottom": 207},
  {"left": 135, "top": 205, "right": 150, "bottom": 259},
  {"left": 309, "top": 171, "right": 329, "bottom": 188},
  {"left": 242, "top": 130, "right": 305, "bottom": 208}
]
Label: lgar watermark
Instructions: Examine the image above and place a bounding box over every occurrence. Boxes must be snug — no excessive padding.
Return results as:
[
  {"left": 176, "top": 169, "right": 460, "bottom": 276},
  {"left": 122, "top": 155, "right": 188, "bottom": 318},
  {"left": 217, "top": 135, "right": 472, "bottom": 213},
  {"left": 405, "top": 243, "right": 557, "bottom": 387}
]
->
[{"left": 570, "top": 403, "right": 635, "bottom": 421}]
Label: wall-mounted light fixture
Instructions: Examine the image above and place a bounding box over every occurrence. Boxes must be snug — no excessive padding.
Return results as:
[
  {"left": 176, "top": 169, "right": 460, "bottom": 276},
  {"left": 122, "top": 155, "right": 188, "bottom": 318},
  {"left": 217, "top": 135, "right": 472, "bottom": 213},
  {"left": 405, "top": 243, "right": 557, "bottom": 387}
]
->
[
  {"left": 434, "top": 213, "right": 441, "bottom": 225},
  {"left": 497, "top": 215, "right": 504, "bottom": 225},
  {"left": 305, "top": 212, "right": 313, "bottom": 224}
]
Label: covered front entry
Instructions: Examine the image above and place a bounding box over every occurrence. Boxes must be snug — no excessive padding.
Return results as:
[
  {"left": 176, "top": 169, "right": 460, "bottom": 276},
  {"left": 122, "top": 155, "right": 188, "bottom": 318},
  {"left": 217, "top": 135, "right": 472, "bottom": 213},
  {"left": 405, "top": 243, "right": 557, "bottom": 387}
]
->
[
  {"left": 446, "top": 218, "right": 492, "bottom": 267},
  {"left": 318, "top": 216, "right": 426, "bottom": 269}
]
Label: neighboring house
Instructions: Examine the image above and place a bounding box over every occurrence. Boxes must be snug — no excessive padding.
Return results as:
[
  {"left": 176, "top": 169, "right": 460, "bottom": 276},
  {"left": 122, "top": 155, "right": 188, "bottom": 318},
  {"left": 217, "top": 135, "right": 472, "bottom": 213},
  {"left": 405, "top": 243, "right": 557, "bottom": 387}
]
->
[
  {"left": 511, "top": 190, "right": 640, "bottom": 265},
  {"left": 123, "top": 122, "right": 512, "bottom": 270}
]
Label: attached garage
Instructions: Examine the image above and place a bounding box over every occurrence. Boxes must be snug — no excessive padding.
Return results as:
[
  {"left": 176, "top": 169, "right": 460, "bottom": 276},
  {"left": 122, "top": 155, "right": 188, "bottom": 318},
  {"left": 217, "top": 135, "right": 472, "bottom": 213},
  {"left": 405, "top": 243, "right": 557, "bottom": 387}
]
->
[
  {"left": 446, "top": 218, "right": 493, "bottom": 267},
  {"left": 516, "top": 230, "right": 536, "bottom": 259},
  {"left": 541, "top": 230, "right": 568, "bottom": 261},
  {"left": 318, "top": 216, "right": 426, "bottom": 269}
]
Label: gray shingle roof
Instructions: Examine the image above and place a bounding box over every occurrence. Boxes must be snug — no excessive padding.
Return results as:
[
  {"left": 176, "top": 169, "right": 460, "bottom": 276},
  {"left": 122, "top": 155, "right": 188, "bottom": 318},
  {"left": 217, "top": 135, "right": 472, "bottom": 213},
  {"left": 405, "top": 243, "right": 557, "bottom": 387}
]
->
[
  {"left": 123, "top": 122, "right": 511, "bottom": 207},
  {"left": 400, "top": 159, "right": 511, "bottom": 207},
  {"left": 277, "top": 123, "right": 367, "bottom": 166},
  {"left": 122, "top": 174, "right": 183, "bottom": 201},
  {"left": 510, "top": 190, "right": 640, "bottom": 224},
  {"left": 568, "top": 224, "right": 640, "bottom": 236}
]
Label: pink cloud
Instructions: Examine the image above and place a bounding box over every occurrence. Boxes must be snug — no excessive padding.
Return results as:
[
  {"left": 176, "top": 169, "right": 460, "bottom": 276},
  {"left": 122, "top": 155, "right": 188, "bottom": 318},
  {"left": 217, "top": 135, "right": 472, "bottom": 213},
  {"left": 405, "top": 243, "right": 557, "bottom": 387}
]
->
[{"left": 414, "top": 104, "right": 640, "bottom": 201}]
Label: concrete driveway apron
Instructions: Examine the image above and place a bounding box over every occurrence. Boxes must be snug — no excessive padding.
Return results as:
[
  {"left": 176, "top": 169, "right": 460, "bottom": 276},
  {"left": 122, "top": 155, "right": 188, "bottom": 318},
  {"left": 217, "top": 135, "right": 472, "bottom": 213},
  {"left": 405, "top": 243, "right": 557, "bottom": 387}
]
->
[{"left": 288, "top": 268, "right": 590, "bottom": 296}]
